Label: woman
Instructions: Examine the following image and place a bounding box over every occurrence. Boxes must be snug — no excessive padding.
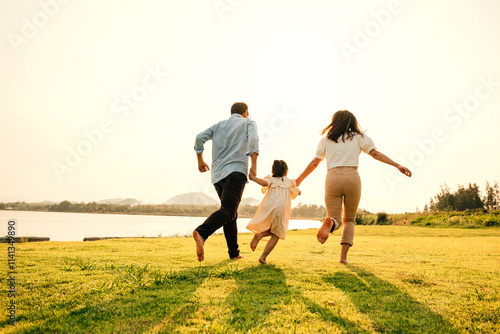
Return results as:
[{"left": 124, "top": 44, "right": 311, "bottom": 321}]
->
[{"left": 295, "top": 110, "right": 411, "bottom": 263}]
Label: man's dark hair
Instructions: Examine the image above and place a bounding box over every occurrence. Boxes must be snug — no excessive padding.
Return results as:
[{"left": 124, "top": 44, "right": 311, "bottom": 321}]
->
[{"left": 231, "top": 102, "right": 248, "bottom": 115}]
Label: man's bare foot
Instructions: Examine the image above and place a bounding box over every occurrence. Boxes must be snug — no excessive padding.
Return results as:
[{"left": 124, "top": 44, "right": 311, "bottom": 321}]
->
[
  {"left": 193, "top": 230, "right": 204, "bottom": 262},
  {"left": 317, "top": 217, "right": 333, "bottom": 244},
  {"left": 258, "top": 257, "right": 267, "bottom": 264},
  {"left": 230, "top": 255, "right": 245, "bottom": 260},
  {"left": 340, "top": 259, "right": 350, "bottom": 264},
  {"left": 250, "top": 233, "right": 262, "bottom": 251}
]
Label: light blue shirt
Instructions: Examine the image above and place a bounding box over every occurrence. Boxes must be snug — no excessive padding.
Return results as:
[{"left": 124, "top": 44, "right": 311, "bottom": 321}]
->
[{"left": 195, "top": 114, "right": 259, "bottom": 184}]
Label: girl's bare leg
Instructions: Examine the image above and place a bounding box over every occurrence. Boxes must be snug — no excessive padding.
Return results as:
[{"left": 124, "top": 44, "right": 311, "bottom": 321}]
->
[
  {"left": 259, "top": 234, "right": 279, "bottom": 264},
  {"left": 340, "top": 243, "right": 351, "bottom": 263},
  {"left": 250, "top": 229, "right": 272, "bottom": 251}
]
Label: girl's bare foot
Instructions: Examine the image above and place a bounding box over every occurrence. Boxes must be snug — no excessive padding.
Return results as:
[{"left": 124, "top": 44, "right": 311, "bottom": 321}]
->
[
  {"left": 258, "top": 257, "right": 268, "bottom": 264},
  {"left": 193, "top": 230, "right": 204, "bottom": 262},
  {"left": 317, "top": 217, "right": 333, "bottom": 244},
  {"left": 250, "top": 233, "right": 262, "bottom": 251}
]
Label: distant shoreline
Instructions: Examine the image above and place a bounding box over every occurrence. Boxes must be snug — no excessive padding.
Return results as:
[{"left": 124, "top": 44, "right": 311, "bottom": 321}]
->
[
  {"left": 0, "top": 200, "right": 328, "bottom": 220},
  {"left": 0, "top": 208, "right": 322, "bottom": 220}
]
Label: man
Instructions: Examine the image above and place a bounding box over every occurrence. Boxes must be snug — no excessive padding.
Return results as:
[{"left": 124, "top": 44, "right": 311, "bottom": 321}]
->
[{"left": 193, "top": 102, "right": 259, "bottom": 261}]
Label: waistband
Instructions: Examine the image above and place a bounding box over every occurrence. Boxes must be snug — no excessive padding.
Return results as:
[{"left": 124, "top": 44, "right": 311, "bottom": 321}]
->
[
  {"left": 328, "top": 166, "right": 358, "bottom": 170},
  {"left": 327, "top": 166, "right": 358, "bottom": 173}
]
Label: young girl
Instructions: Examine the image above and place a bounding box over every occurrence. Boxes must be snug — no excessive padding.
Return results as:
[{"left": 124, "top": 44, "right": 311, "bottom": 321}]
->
[{"left": 246, "top": 160, "right": 301, "bottom": 264}]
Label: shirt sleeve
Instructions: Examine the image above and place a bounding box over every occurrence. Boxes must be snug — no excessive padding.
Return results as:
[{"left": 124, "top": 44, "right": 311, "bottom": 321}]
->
[
  {"left": 261, "top": 175, "right": 272, "bottom": 194},
  {"left": 246, "top": 119, "right": 259, "bottom": 156},
  {"left": 315, "top": 137, "right": 327, "bottom": 160},
  {"left": 290, "top": 179, "right": 301, "bottom": 200},
  {"left": 360, "top": 134, "right": 376, "bottom": 154},
  {"left": 194, "top": 125, "right": 215, "bottom": 154}
]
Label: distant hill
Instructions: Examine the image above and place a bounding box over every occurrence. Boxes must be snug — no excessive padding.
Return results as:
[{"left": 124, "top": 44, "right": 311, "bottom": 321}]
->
[
  {"left": 1, "top": 195, "right": 258, "bottom": 207},
  {"left": 98, "top": 198, "right": 141, "bottom": 206},
  {"left": 240, "top": 197, "right": 260, "bottom": 206},
  {"left": 163, "top": 193, "right": 260, "bottom": 207},
  {"left": 164, "top": 192, "right": 218, "bottom": 206},
  {"left": 39, "top": 200, "right": 58, "bottom": 205}
]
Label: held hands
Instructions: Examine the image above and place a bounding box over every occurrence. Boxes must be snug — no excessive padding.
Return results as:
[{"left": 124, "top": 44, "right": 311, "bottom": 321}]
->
[
  {"left": 249, "top": 166, "right": 257, "bottom": 180},
  {"left": 397, "top": 165, "right": 412, "bottom": 177}
]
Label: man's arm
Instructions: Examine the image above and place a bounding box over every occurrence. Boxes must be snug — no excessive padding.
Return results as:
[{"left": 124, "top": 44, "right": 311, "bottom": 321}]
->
[
  {"left": 197, "top": 153, "right": 210, "bottom": 173},
  {"left": 249, "top": 152, "right": 258, "bottom": 178},
  {"left": 246, "top": 120, "right": 259, "bottom": 178},
  {"left": 194, "top": 126, "right": 214, "bottom": 173}
]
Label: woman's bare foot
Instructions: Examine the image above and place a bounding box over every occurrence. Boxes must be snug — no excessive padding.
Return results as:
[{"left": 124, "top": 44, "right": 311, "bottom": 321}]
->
[
  {"left": 250, "top": 233, "right": 262, "bottom": 251},
  {"left": 230, "top": 255, "right": 245, "bottom": 260},
  {"left": 193, "top": 230, "right": 204, "bottom": 262},
  {"left": 340, "top": 243, "right": 351, "bottom": 264},
  {"left": 317, "top": 217, "right": 333, "bottom": 244},
  {"left": 258, "top": 257, "right": 268, "bottom": 264}
]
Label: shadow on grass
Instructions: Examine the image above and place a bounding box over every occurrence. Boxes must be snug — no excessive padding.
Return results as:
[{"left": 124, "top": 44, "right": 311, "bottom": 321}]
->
[
  {"left": 324, "top": 265, "right": 460, "bottom": 334},
  {"left": 223, "top": 265, "right": 289, "bottom": 331},
  {"left": 16, "top": 265, "right": 222, "bottom": 333},
  {"left": 221, "top": 264, "right": 363, "bottom": 333},
  {"left": 17, "top": 264, "right": 411, "bottom": 333}
]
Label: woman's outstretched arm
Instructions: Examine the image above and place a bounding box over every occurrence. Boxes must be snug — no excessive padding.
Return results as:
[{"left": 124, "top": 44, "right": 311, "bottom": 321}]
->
[
  {"left": 295, "top": 158, "right": 322, "bottom": 187},
  {"left": 369, "top": 149, "right": 412, "bottom": 177}
]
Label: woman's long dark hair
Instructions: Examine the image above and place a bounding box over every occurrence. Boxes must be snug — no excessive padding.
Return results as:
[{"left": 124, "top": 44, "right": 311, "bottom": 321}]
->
[
  {"left": 321, "top": 110, "right": 364, "bottom": 143},
  {"left": 272, "top": 160, "right": 288, "bottom": 178}
]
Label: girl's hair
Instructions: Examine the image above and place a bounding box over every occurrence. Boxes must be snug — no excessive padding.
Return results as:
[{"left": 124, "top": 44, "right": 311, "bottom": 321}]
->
[
  {"left": 272, "top": 160, "right": 288, "bottom": 178},
  {"left": 321, "top": 110, "right": 364, "bottom": 143}
]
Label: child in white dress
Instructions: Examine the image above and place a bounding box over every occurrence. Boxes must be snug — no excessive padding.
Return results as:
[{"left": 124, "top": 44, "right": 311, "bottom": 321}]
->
[{"left": 247, "top": 160, "right": 301, "bottom": 264}]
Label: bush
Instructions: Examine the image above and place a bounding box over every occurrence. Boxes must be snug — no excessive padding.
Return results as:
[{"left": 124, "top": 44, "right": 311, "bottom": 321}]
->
[
  {"left": 355, "top": 210, "right": 376, "bottom": 225},
  {"left": 484, "top": 216, "right": 500, "bottom": 227},
  {"left": 376, "top": 212, "right": 389, "bottom": 225},
  {"left": 355, "top": 212, "right": 364, "bottom": 224}
]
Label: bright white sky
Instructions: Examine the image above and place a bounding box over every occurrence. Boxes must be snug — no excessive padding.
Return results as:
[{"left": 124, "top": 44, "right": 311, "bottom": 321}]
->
[{"left": 1, "top": 0, "right": 500, "bottom": 213}]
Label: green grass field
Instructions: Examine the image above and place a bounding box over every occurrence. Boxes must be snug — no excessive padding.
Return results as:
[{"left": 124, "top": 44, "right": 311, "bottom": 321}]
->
[{"left": 1, "top": 226, "right": 499, "bottom": 333}]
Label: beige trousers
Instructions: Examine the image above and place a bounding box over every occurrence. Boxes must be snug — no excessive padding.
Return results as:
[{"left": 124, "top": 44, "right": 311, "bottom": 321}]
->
[{"left": 324, "top": 167, "right": 361, "bottom": 246}]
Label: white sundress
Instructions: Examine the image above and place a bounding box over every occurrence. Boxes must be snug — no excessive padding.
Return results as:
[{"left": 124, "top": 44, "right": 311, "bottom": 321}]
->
[{"left": 246, "top": 175, "right": 300, "bottom": 240}]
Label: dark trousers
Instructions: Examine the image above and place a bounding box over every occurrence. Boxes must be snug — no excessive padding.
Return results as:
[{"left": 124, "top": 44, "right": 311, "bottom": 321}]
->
[{"left": 195, "top": 172, "right": 246, "bottom": 258}]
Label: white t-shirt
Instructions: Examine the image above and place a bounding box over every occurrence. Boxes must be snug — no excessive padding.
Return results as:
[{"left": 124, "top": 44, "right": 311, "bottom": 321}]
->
[{"left": 315, "top": 133, "right": 376, "bottom": 168}]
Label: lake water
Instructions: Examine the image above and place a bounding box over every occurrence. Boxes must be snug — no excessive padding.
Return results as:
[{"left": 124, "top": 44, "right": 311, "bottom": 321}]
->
[{"left": 0, "top": 210, "right": 321, "bottom": 242}]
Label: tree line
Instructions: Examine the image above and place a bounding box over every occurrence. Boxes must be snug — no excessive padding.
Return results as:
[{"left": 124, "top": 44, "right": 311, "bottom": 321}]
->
[
  {"left": 0, "top": 201, "right": 328, "bottom": 219},
  {"left": 0, "top": 201, "right": 221, "bottom": 216},
  {"left": 3, "top": 180, "right": 496, "bottom": 220},
  {"left": 425, "top": 181, "right": 499, "bottom": 212}
]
